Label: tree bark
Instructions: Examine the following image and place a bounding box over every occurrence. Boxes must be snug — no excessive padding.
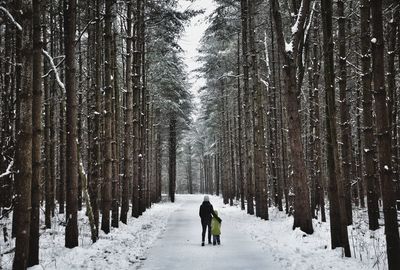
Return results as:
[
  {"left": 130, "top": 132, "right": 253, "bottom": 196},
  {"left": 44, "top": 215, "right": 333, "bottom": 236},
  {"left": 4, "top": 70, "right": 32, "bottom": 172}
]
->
[
  {"left": 360, "top": 0, "right": 380, "bottom": 231},
  {"left": 13, "top": 1, "right": 33, "bottom": 268},
  {"left": 28, "top": 0, "right": 42, "bottom": 265},
  {"left": 0, "top": 24, "right": 13, "bottom": 209},
  {"left": 236, "top": 32, "right": 245, "bottom": 210},
  {"left": 111, "top": 30, "right": 120, "bottom": 229},
  {"left": 132, "top": 0, "right": 142, "bottom": 218},
  {"left": 249, "top": 0, "right": 268, "bottom": 220},
  {"left": 240, "top": 0, "right": 254, "bottom": 215},
  {"left": 187, "top": 144, "right": 193, "bottom": 194},
  {"left": 337, "top": 0, "right": 352, "bottom": 225},
  {"left": 370, "top": 1, "right": 400, "bottom": 268},
  {"left": 101, "top": 0, "right": 113, "bottom": 234},
  {"left": 121, "top": 0, "right": 133, "bottom": 224},
  {"left": 321, "top": 0, "right": 350, "bottom": 257},
  {"left": 271, "top": 0, "right": 313, "bottom": 234},
  {"left": 387, "top": 4, "right": 399, "bottom": 212},
  {"left": 168, "top": 114, "right": 177, "bottom": 202},
  {"left": 64, "top": 0, "right": 79, "bottom": 248}
]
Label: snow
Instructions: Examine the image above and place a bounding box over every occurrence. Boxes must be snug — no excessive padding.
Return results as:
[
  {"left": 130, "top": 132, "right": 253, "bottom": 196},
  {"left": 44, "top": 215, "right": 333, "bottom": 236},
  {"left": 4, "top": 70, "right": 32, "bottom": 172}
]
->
[
  {"left": 260, "top": 78, "right": 270, "bottom": 88},
  {"left": 291, "top": 0, "right": 304, "bottom": 36},
  {"left": 1, "top": 200, "right": 179, "bottom": 270},
  {"left": 264, "top": 31, "right": 271, "bottom": 77},
  {"left": 1, "top": 195, "right": 387, "bottom": 269},
  {"left": 226, "top": 207, "right": 377, "bottom": 270},
  {"left": 285, "top": 41, "right": 293, "bottom": 53},
  {"left": 0, "top": 7, "right": 22, "bottom": 31},
  {"left": 141, "top": 195, "right": 279, "bottom": 269},
  {"left": 291, "top": 21, "right": 299, "bottom": 35},
  {"left": 142, "top": 195, "right": 378, "bottom": 270},
  {"left": 42, "top": 49, "right": 65, "bottom": 92},
  {"left": 0, "top": 160, "right": 13, "bottom": 179}
]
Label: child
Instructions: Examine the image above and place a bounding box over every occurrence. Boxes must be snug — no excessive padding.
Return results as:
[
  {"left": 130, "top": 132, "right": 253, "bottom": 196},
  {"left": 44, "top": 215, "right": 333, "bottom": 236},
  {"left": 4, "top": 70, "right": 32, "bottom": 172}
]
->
[{"left": 211, "top": 210, "right": 221, "bottom": 245}]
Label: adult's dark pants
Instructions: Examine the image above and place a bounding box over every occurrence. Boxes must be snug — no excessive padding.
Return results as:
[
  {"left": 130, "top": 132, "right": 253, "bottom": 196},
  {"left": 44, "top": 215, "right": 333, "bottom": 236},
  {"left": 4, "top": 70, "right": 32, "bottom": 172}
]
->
[{"left": 201, "top": 220, "right": 211, "bottom": 243}]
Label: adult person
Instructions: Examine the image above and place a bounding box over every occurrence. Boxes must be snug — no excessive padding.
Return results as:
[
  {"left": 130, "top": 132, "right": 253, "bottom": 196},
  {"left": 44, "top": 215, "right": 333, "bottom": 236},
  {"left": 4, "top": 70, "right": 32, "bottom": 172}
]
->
[{"left": 199, "top": 195, "right": 214, "bottom": 246}]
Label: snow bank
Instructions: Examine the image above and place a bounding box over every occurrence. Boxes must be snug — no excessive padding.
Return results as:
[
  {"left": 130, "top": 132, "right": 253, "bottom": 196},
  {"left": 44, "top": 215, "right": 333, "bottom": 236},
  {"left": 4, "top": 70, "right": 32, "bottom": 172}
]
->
[
  {"left": 210, "top": 196, "right": 382, "bottom": 270},
  {"left": 1, "top": 194, "right": 388, "bottom": 270},
  {"left": 1, "top": 199, "right": 180, "bottom": 270}
]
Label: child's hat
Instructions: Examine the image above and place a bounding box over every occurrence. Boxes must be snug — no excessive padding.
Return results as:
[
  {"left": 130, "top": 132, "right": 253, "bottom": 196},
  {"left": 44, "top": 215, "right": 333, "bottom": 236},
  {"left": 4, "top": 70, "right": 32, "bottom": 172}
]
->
[{"left": 204, "top": 195, "right": 209, "bottom": 202}]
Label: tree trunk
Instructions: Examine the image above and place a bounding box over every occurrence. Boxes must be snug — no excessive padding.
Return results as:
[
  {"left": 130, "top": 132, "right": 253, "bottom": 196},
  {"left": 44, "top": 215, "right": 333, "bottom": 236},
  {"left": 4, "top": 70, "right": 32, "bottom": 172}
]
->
[
  {"left": 57, "top": 2, "right": 65, "bottom": 217},
  {"left": 187, "top": 144, "right": 193, "bottom": 194},
  {"left": 370, "top": 1, "right": 400, "bottom": 268},
  {"left": 77, "top": 16, "right": 83, "bottom": 212},
  {"left": 215, "top": 143, "right": 220, "bottom": 196},
  {"left": 101, "top": 0, "right": 113, "bottom": 234},
  {"left": 268, "top": 9, "right": 283, "bottom": 212},
  {"left": 93, "top": 0, "right": 102, "bottom": 237},
  {"left": 64, "top": 0, "right": 79, "bottom": 248},
  {"left": 236, "top": 32, "right": 245, "bottom": 210},
  {"left": 309, "top": 16, "right": 324, "bottom": 220},
  {"left": 111, "top": 30, "right": 120, "bottom": 228},
  {"left": 155, "top": 109, "right": 162, "bottom": 202},
  {"left": 249, "top": 0, "right": 268, "bottom": 220},
  {"left": 0, "top": 25, "right": 13, "bottom": 209},
  {"left": 58, "top": 100, "right": 65, "bottom": 217},
  {"left": 121, "top": 0, "right": 133, "bottom": 224},
  {"left": 229, "top": 114, "right": 236, "bottom": 206},
  {"left": 28, "top": 0, "right": 42, "bottom": 265},
  {"left": 140, "top": 1, "right": 147, "bottom": 212},
  {"left": 337, "top": 0, "right": 352, "bottom": 225},
  {"left": 271, "top": 0, "right": 313, "bottom": 234},
  {"left": 321, "top": 0, "right": 350, "bottom": 257},
  {"left": 132, "top": 0, "right": 142, "bottom": 218},
  {"left": 13, "top": 1, "right": 33, "bottom": 268},
  {"left": 387, "top": 4, "right": 399, "bottom": 212},
  {"left": 360, "top": 0, "right": 379, "bottom": 231},
  {"left": 168, "top": 114, "right": 177, "bottom": 202},
  {"left": 240, "top": 0, "right": 254, "bottom": 215},
  {"left": 79, "top": 160, "right": 97, "bottom": 243}
]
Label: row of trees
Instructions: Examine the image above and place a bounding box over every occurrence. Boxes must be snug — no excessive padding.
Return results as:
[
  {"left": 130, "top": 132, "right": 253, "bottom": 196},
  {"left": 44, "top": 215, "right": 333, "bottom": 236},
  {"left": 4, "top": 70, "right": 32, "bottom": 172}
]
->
[
  {"left": 0, "top": 0, "right": 195, "bottom": 269},
  {"left": 189, "top": 0, "right": 400, "bottom": 269}
]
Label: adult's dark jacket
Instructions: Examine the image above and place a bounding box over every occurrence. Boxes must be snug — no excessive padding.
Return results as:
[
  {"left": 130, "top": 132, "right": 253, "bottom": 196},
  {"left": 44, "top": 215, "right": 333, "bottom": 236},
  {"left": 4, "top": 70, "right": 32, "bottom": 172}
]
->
[
  {"left": 199, "top": 201, "right": 222, "bottom": 223},
  {"left": 199, "top": 201, "right": 214, "bottom": 223}
]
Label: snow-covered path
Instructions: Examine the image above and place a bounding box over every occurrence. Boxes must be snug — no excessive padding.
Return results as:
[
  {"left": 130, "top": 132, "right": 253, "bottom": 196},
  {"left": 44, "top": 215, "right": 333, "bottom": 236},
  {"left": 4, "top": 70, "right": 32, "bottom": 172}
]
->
[
  {"left": 1, "top": 194, "right": 377, "bottom": 269},
  {"left": 139, "top": 195, "right": 279, "bottom": 270}
]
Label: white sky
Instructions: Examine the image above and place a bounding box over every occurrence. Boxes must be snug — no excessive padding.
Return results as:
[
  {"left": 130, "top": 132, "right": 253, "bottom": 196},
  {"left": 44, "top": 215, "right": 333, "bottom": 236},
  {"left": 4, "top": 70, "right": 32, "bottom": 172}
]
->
[{"left": 178, "top": 0, "right": 216, "bottom": 120}]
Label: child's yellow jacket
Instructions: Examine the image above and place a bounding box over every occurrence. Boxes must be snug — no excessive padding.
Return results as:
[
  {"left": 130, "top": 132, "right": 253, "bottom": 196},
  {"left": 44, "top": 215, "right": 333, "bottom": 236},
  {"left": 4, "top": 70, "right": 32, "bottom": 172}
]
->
[{"left": 211, "top": 211, "right": 221, "bottom": 235}]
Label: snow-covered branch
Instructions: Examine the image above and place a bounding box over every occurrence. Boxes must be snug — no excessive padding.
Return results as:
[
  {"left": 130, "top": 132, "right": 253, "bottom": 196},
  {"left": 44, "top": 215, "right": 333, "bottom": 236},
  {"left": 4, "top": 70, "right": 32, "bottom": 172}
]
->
[
  {"left": 303, "top": 2, "right": 316, "bottom": 45},
  {"left": 260, "top": 78, "right": 269, "bottom": 89},
  {"left": 0, "top": 160, "right": 13, "bottom": 179},
  {"left": 264, "top": 31, "right": 271, "bottom": 78},
  {"left": 0, "top": 6, "right": 22, "bottom": 31},
  {"left": 216, "top": 73, "right": 242, "bottom": 81},
  {"left": 42, "top": 49, "right": 66, "bottom": 92}
]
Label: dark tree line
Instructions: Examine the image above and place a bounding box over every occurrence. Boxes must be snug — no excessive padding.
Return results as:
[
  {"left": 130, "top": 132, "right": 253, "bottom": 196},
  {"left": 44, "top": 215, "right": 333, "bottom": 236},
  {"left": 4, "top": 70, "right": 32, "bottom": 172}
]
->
[
  {"left": 0, "top": 0, "right": 195, "bottom": 269},
  {"left": 192, "top": 0, "right": 400, "bottom": 269}
]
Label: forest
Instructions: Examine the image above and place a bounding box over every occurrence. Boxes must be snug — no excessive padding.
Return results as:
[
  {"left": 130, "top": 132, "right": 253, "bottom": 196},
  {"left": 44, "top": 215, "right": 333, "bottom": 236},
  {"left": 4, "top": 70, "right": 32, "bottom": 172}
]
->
[{"left": 0, "top": 0, "right": 399, "bottom": 269}]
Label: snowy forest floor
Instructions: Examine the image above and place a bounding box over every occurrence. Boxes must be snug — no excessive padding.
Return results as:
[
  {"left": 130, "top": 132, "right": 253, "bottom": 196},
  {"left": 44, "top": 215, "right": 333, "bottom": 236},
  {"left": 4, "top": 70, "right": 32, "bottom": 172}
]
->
[{"left": 0, "top": 194, "right": 389, "bottom": 269}]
